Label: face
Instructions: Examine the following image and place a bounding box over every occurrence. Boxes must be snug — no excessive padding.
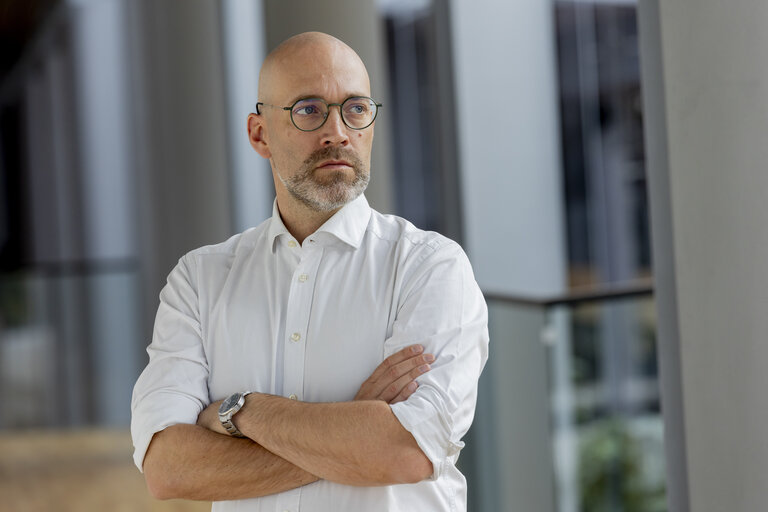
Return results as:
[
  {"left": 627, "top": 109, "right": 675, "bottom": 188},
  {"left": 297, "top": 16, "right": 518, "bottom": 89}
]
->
[{"left": 252, "top": 42, "right": 375, "bottom": 213}]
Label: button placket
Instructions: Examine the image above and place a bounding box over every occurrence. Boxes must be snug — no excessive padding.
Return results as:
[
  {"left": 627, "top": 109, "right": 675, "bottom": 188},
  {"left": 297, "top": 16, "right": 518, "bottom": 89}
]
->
[{"left": 283, "top": 245, "right": 324, "bottom": 406}]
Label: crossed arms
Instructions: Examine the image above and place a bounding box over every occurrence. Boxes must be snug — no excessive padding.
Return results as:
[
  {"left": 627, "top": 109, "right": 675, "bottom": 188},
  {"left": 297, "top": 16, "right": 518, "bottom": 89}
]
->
[
  {"left": 134, "top": 242, "right": 489, "bottom": 503},
  {"left": 142, "top": 345, "right": 435, "bottom": 501}
]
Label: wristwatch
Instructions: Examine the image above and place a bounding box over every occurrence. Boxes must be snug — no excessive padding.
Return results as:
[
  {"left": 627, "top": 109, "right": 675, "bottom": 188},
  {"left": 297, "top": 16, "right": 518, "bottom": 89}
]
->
[{"left": 218, "top": 391, "right": 251, "bottom": 437}]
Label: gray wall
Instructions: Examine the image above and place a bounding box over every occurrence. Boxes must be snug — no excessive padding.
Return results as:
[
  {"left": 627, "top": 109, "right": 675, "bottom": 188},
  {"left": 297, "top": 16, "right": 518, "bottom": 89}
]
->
[{"left": 639, "top": 1, "right": 768, "bottom": 510}]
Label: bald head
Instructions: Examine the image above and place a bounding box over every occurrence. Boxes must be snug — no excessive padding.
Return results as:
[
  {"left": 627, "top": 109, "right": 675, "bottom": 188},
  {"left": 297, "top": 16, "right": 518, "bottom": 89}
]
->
[{"left": 258, "top": 32, "right": 371, "bottom": 105}]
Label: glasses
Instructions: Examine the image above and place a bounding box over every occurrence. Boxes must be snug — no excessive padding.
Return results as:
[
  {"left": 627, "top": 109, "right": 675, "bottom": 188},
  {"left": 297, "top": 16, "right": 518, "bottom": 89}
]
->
[{"left": 256, "top": 96, "right": 382, "bottom": 132}]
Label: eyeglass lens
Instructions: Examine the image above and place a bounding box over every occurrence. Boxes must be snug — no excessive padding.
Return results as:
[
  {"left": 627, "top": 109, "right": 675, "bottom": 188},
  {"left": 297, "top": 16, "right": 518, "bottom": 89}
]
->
[{"left": 290, "top": 97, "right": 377, "bottom": 131}]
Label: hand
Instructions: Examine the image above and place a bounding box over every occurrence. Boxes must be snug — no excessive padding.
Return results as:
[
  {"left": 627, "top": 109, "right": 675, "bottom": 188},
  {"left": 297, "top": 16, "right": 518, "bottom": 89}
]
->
[
  {"left": 197, "top": 399, "right": 227, "bottom": 435},
  {"left": 354, "top": 344, "right": 434, "bottom": 404}
]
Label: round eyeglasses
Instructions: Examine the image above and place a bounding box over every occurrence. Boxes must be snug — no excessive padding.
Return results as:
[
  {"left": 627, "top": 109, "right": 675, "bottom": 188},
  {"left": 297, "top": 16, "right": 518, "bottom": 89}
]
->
[{"left": 256, "top": 96, "right": 382, "bottom": 132}]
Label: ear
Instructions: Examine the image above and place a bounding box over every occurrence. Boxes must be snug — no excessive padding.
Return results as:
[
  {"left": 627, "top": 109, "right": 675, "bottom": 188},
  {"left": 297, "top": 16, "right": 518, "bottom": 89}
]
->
[{"left": 247, "top": 113, "right": 272, "bottom": 159}]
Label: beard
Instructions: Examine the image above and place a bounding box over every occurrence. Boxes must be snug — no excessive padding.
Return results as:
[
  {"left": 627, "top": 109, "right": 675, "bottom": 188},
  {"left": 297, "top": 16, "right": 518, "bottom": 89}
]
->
[{"left": 277, "top": 146, "right": 370, "bottom": 212}]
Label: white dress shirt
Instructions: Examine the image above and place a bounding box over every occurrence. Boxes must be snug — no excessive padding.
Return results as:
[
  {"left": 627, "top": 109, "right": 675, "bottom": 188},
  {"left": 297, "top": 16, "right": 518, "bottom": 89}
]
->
[{"left": 131, "top": 194, "right": 489, "bottom": 512}]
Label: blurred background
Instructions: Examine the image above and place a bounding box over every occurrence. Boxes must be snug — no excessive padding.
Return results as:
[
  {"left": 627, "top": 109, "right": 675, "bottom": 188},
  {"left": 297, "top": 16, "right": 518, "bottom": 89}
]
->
[{"left": 2, "top": 0, "right": 767, "bottom": 511}]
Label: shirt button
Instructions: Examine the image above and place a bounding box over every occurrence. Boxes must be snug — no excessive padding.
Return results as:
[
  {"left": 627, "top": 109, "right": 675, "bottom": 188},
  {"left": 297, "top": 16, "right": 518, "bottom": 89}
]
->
[
  {"left": 288, "top": 394, "right": 297, "bottom": 400},
  {"left": 287, "top": 240, "right": 297, "bottom": 247},
  {"left": 290, "top": 332, "right": 301, "bottom": 342},
  {"left": 298, "top": 273, "right": 309, "bottom": 282}
]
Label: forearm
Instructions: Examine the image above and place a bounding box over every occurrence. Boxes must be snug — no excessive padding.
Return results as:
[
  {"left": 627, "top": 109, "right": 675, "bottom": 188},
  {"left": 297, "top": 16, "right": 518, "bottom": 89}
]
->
[
  {"left": 235, "top": 394, "right": 432, "bottom": 486},
  {"left": 143, "top": 423, "right": 318, "bottom": 501}
]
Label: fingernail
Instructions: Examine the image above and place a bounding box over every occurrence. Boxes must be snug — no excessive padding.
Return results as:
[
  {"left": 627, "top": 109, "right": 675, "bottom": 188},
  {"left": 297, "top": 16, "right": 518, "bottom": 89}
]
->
[
  {"left": 424, "top": 354, "right": 435, "bottom": 363},
  {"left": 408, "top": 381, "right": 419, "bottom": 391},
  {"left": 419, "top": 364, "right": 431, "bottom": 373},
  {"left": 412, "top": 345, "right": 424, "bottom": 354}
]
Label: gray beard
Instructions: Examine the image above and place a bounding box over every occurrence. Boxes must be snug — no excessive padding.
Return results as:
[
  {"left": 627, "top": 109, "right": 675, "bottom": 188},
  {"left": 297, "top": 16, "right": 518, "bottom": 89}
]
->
[{"left": 277, "top": 147, "right": 370, "bottom": 212}]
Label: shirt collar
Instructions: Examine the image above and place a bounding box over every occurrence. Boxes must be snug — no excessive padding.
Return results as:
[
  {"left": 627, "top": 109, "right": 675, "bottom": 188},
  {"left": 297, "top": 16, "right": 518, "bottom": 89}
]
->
[
  {"left": 267, "top": 194, "right": 371, "bottom": 250},
  {"left": 267, "top": 200, "right": 292, "bottom": 251}
]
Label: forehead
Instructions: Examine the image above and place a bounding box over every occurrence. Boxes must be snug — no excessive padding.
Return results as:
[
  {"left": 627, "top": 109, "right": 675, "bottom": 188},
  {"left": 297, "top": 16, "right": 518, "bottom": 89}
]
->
[{"left": 271, "top": 44, "right": 371, "bottom": 103}]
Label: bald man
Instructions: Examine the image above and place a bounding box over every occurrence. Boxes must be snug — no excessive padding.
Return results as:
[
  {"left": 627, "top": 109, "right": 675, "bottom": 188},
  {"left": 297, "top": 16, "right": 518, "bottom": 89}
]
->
[{"left": 131, "top": 32, "right": 488, "bottom": 511}]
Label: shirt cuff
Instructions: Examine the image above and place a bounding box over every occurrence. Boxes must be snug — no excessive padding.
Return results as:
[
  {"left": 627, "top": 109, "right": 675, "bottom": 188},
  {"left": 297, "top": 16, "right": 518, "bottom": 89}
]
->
[
  {"left": 389, "top": 386, "right": 464, "bottom": 481},
  {"left": 130, "top": 391, "right": 203, "bottom": 472}
]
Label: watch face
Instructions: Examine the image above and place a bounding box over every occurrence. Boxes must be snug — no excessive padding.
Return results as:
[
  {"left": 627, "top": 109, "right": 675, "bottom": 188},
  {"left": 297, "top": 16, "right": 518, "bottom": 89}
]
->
[{"left": 220, "top": 393, "right": 243, "bottom": 414}]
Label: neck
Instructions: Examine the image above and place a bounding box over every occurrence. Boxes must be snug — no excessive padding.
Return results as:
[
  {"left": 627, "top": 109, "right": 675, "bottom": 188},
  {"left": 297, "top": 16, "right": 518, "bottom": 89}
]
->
[{"left": 274, "top": 190, "right": 342, "bottom": 245}]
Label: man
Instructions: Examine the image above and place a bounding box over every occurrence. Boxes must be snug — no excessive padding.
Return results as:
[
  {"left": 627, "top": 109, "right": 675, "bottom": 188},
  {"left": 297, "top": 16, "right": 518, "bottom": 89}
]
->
[{"left": 131, "top": 32, "right": 489, "bottom": 511}]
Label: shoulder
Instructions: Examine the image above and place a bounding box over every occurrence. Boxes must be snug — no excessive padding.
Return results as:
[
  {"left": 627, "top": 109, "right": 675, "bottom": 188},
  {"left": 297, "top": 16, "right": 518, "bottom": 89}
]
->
[
  {"left": 169, "top": 220, "right": 271, "bottom": 288},
  {"left": 366, "top": 209, "right": 471, "bottom": 274},
  {"left": 183, "top": 219, "right": 269, "bottom": 263},
  {"left": 367, "top": 210, "right": 457, "bottom": 253}
]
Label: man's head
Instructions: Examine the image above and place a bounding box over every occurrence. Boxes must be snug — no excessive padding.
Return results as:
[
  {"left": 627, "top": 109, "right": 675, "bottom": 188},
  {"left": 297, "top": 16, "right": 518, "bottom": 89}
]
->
[{"left": 248, "top": 32, "right": 376, "bottom": 213}]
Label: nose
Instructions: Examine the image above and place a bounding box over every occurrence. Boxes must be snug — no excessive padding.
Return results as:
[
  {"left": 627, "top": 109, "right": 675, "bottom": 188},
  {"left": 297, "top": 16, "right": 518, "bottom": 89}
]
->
[{"left": 320, "top": 105, "right": 350, "bottom": 146}]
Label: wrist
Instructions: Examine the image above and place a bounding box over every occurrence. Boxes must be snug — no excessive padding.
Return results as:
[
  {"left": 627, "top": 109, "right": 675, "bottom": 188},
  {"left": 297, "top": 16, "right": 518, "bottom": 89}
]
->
[{"left": 234, "top": 392, "right": 267, "bottom": 440}]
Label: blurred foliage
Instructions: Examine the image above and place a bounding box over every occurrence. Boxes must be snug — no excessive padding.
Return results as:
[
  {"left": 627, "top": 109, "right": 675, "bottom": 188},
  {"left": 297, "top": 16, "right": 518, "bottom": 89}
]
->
[{"left": 579, "top": 418, "right": 666, "bottom": 512}]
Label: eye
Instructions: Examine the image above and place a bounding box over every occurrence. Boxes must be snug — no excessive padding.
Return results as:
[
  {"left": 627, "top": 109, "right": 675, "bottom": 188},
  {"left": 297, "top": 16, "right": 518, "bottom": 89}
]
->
[
  {"left": 344, "top": 101, "right": 370, "bottom": 115},
  {"left": 294, "top": 105, "right": 320, "bottom": 116}
]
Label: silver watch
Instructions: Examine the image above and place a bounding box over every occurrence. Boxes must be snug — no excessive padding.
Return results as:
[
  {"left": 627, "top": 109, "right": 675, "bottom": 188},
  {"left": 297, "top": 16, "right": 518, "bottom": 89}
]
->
[{"left": 218, "top": 391, "right": 251, "bottom": 437}]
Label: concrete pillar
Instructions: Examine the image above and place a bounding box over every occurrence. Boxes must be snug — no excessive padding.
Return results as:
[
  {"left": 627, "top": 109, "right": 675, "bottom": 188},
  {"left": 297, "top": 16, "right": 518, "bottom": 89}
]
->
[
  {"left": 221, "top": 0, "right": 272, "bottom": 232},
  {"left": 449, "top": 0, "right": 567, "bottom": 510},
  {"left": 126, "top": 0, "right": 235, "bottom": 337},
  {"left": 639, "top": 1, "right": 768, "bottom": 510},
  {"left": 69, "top": 0, "right": 141, "bottom": 425}
]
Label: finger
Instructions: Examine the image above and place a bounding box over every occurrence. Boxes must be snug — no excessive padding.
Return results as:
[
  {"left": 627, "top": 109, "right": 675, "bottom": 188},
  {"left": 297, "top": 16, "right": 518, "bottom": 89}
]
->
[
  {"left": 355, "top": 347, "right": 434, "bottom": 401},
  {"left": 367, "top": 352, "right": 433, "bottom": 400},
  {"left": 390, "top": 380, "right": 419, "bottom": 405},
  {"left": 378, "top": 361, "right": 432, "bottom": 403},
  {"left": 366, "top": 344, "right": 425, "bottom": 383}
]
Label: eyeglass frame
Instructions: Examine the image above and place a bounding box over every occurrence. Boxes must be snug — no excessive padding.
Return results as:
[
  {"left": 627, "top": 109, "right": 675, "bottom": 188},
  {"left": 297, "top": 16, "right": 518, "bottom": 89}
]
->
[{"left": 255, "top": 96, "right": 382, "bottom": 132}]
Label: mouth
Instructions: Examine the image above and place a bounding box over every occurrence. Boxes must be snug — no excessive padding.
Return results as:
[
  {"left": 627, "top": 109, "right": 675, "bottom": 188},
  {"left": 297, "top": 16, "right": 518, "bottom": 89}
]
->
[{"left": 316, "top": 159, "right": 353, "bottom": 171}]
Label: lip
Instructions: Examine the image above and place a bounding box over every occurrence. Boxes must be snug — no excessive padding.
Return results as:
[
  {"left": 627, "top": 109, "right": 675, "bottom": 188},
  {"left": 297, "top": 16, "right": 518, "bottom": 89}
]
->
[{"left": 316, "top": 159, "right": 353, "bottom": 170}]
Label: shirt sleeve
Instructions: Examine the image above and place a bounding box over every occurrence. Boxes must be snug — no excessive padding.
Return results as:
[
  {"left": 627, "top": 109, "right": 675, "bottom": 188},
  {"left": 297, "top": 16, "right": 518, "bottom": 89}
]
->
[
  {"left": 388, "top": 240, "right": 489, "bottom": 481},
  {"left": 130, "top": 254, "right": 210, "bottom": 472}
]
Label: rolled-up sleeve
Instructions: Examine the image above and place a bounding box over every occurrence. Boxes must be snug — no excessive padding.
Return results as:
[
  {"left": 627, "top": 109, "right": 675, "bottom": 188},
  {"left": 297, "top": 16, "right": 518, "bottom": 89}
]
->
[
  {"left": 388, "top": 241, "right": 489, "bottom": 480},
  {"left": 130, "top": 254, "right": 210, "bottom": 472}
]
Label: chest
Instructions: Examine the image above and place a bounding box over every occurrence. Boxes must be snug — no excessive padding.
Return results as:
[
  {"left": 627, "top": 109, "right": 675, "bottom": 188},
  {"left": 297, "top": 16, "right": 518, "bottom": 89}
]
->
[{"left": 201, "top": 243, "right": 399, "bottom": 402}]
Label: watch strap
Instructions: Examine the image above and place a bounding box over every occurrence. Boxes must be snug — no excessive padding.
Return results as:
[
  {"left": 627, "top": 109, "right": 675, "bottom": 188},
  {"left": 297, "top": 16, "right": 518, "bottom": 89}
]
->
[{"left": 219, "top": 391, "right": 251, "bottom": 437}]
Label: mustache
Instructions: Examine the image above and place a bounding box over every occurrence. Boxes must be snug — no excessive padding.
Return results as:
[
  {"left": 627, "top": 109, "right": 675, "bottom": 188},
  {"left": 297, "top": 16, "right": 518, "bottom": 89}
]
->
[{"left": 302, "top": 147, "right": 364, "bottom": 169}]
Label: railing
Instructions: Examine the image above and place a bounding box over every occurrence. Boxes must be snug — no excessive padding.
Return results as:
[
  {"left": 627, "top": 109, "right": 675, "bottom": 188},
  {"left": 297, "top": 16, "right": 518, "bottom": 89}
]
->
[{"left": 461, "top": 280, "right": 666, "bottom": 512}]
